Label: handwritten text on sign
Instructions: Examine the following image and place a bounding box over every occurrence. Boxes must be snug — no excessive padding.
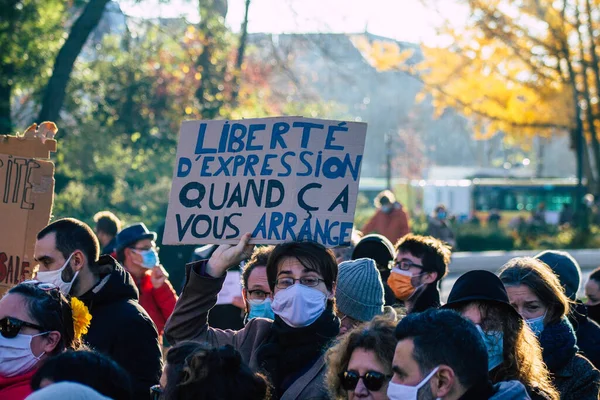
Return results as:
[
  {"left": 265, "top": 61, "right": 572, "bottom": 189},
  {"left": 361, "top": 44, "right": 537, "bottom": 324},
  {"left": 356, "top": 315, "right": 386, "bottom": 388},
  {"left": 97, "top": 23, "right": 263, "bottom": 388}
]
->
[{"left": 164, "top": 117, "right": 368, "bottom": 246}]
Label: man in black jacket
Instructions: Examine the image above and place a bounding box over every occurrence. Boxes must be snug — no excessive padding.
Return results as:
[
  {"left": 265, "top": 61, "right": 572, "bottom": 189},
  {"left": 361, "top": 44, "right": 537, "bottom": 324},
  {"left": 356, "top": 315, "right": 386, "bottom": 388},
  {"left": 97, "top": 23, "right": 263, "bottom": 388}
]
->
[
  {"left": 536, "top": 250, "right": 600, "bottom": 369},
  {"left": 34, "top": 218, "right": 162, "bottom": 399}
]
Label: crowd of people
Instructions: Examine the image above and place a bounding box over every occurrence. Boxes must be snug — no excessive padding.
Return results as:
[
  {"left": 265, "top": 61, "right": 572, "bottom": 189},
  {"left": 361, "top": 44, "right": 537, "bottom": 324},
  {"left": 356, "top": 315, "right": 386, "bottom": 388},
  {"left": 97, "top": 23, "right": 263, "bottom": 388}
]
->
[{"left": 1, "top": 198, "right": 600, "bottom": 399}]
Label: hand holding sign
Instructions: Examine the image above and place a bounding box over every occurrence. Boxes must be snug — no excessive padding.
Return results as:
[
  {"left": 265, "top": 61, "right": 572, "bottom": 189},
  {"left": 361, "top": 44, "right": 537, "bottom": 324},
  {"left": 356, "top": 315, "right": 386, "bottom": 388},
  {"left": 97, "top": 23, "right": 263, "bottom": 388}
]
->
[{"left": 206, "top": 232, "right": 254, "bottom": 278}]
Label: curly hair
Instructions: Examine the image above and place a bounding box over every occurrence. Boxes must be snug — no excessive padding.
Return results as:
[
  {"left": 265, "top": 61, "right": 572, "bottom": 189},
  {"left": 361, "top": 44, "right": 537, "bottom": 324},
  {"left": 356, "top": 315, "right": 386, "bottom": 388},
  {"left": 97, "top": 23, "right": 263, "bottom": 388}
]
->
[
  {"left": 8, "top": 282, "right": 82, "bottom": 355},
  {"left": 325, "top": 315, "right": 398, "bottom": 399},
  {"left": 499, "top": 257, "right": 570, "bottom": 325},
  {"left": 163, "top": 342, "right": 270, "bottom": 400},
  {"left": 452, "top": 301, "right": 559, "bottom": 400}
]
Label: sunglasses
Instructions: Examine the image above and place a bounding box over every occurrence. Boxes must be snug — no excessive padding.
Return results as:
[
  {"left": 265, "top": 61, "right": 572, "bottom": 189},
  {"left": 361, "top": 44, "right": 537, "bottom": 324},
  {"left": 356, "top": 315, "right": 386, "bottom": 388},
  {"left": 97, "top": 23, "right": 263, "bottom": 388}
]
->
[
  {"left": 0, "top": 317, "right": 45, "bottom": 339},
  {"left": 340, "top": 370, "right": 391, "bottom": 392},
  {"left": 150, "top": 384, "right": 163, "bottom": 400}
]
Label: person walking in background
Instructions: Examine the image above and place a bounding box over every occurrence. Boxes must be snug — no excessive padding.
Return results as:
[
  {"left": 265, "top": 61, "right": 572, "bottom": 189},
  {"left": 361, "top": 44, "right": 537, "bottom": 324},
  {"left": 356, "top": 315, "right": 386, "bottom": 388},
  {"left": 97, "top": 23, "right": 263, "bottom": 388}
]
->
[
  {"left": 535, "top": 250, "right": 600, "bottom": 369},
  {"left": 388, "top": 234, "right": 450, "bottom": 313},
  {"left": 34, "top": 218, "right": 162, "bottom": 399},
  {"left": 584, "top": 267, "right": 600, "bottom": 324},
  {"left": 443, "top": 270, "right": 559, "bottom": 400},
  {"left": 500, "top": 258, "right": 600, "bottom": 400},
  {"left": 116, "top": 223, "right": 178, "bottom": 339},
  {"left": 326, "top": 315, "right": 398, "bottom": 400},
  {"left": 362, "top": 190, "right": 410, "bottom": 244},
  {"left": 93, "top": 211, "right": 121, "bottom": 256},
  {"left": 426, "top": 204, "right": 456, "bottom": 247},
  {"left": 388, "top": 309, "right": 531, "bottom": 400},
  {"left": 335, "top": 258, "right": 389, "bottom": 336}
]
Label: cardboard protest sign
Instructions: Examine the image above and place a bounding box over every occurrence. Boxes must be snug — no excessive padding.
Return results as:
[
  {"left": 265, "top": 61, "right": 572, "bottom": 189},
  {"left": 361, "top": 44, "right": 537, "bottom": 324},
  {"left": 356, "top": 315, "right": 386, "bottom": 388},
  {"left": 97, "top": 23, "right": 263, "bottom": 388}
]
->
[
  {"left": 164, "top": 117, "right": 368, "bottom": 247},
  {"left": 0, "top": 136, "right": 56, "bottom": 294}
]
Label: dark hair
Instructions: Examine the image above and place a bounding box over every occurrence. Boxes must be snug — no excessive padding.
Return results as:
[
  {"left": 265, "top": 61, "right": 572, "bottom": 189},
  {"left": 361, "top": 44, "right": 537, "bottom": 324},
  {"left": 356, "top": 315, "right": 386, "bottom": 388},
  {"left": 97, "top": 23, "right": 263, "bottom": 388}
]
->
[
  {"left": 374, "top": 190, "right": 395, "bottom": 207},
  {"left": 395, "top": 234, "right": 451, "bottom": 281},
  {"left": 394, "top": 309, "right": 488, "bottom": 388},
  {"left": 326, "top": 315, "right": 397, "bottom": 398},
  {"left": 37, "top": 218, "right": 100, "bottom": 267},
  {"left": 450, "top": 301, "right": 559, "bottom": 399},
  {"left": 8, "top": 283, "right": 78, "bottom": 355},
  {"left": 266, "top": 241, "right": 338, "bottom": 291},
  {"left": 93, "top": 211, "right": 121, "bottom": 237},
  {"left": 242, "top": 246, "right": 273, "bottom": 289},
  {"left": 499, "top": 257, "right": 570, "bottom": 325},
  {"left": 31, "top": 350, "right": 133, "bottom": 400},
  {"left": 163, "top": 342, "right": 270, "bottom": 400},
  {"left": 590, "top": 266, "right": 600, "bottom": 283}
]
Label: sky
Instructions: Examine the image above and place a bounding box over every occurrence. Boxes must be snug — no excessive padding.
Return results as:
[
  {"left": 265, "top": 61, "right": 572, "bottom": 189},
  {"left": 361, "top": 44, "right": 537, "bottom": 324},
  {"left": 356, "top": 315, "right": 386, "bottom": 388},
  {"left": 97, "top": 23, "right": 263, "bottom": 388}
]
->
[{"left": 119, "top": 0, "right": 468, "bottom": 45}]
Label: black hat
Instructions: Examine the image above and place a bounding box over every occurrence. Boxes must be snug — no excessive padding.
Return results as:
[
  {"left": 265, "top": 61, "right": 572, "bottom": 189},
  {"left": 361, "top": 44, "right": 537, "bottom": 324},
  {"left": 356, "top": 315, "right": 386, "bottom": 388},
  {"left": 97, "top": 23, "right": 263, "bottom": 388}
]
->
[
  {"left": 351, "top": 234, "right": 395, "bottom": 269},
  {"left": 444, "top": 270, "right": 521, "bottom": 319},
  {"left": 115, "top": 223, "right": 157, "bottom": 252}
]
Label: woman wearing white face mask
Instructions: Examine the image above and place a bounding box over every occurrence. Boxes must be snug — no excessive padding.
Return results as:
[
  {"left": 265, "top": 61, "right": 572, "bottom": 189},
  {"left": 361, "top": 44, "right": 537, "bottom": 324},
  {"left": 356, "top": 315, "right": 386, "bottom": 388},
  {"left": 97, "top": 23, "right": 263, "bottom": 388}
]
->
[
  {"left": 500, "top": 258, "right": 600, "bottom": 400},
  {"left": 164, "top": 234, "right": 340, "bottom": 400},
  {"left": 0, "top": 281, "right": 90, "bottom": 400}
]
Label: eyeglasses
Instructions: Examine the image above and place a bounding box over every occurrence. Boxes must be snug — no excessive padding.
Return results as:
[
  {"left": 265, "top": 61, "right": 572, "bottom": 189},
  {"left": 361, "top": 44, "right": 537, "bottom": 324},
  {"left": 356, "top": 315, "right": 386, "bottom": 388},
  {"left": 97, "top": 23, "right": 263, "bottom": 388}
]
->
[
  {"left": 0, "top": 317, "right": 45, "bottom": 339},
  {"left": 247, "top": 289, "right": 271, "bottom": 301},
  {"left": 339, "top": 370, "right": 391, "bottom": 392},
  {"left": 388, "top": 260, "right": 423, "bottom": 271},
  {"left": 275, "top": 277, "right": 324, "bottom": 289},
  {"left": 150, "top": 385, "right": 163, "bottom": 400}
]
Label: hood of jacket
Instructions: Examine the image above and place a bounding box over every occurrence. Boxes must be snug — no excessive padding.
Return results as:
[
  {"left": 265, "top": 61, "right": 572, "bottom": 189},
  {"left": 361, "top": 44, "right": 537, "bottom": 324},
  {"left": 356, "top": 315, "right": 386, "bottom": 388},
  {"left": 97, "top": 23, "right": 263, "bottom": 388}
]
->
[
  {"left": 79, "top": 255, "right": 139, "bottom": 308},
  {"left": 489, "top": 380, "right": 532, "bottom": 400}
]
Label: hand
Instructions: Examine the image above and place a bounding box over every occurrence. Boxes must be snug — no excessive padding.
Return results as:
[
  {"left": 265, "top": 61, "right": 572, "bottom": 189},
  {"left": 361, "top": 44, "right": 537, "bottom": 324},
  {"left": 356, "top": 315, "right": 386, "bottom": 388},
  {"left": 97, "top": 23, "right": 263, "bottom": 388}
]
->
[
  {"left": 205, "top": 233, "right": 254, "bottom": 278},
  {"left": 150, "top": 265, "right": 169, "bottom": 289}
]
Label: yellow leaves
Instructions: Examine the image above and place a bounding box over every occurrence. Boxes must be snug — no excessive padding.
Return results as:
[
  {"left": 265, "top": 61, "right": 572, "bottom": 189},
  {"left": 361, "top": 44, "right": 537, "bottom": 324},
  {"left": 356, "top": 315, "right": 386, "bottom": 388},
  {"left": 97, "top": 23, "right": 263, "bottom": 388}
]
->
[{"left": 351, "top": 35, "right": 413, "bottom": 72}]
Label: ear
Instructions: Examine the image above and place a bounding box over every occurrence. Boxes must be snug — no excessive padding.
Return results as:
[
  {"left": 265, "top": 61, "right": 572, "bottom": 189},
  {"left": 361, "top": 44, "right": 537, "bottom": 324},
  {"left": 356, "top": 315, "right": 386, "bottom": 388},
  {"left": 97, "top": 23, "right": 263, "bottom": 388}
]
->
[
  {"left": 71, "top": 250, "right": 86, "bottom": 272},
  {"left": 423, "top": 271, "right": 438, "bottom": 285},
  {"left": 41, "top": 331, "right": 62, "bottom": 354},
  {"left": 430, "top": 365, "right": 456, "bottom": 398}
]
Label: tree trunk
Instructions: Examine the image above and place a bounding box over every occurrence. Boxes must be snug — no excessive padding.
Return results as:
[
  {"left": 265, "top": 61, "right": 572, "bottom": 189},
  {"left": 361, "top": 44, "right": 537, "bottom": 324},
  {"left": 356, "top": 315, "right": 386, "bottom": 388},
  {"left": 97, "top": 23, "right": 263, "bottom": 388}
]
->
[
  {"left": 37, "top": 0, "right": 110, "bottom": 123},
  {"left": 0, "top": 63, "right": 13, "bottom": 133},
  {"left": 229, "top": 0, "right": 251, "bottom": 106}
]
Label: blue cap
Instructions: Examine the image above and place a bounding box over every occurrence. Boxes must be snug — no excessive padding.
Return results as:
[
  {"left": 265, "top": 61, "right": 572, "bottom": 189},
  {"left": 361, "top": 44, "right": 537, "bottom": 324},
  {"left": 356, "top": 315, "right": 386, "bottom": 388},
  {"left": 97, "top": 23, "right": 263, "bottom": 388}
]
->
[{"left": 115, "top": 223, "right": 157, "bottom": 252}]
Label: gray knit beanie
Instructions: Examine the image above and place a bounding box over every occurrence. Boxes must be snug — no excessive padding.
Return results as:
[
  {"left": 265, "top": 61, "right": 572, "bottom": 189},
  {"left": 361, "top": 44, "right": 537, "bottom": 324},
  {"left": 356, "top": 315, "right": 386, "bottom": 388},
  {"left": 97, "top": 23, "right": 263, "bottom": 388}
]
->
[{"left": 336, "top": 258, "right": 385, "bottom": 322}]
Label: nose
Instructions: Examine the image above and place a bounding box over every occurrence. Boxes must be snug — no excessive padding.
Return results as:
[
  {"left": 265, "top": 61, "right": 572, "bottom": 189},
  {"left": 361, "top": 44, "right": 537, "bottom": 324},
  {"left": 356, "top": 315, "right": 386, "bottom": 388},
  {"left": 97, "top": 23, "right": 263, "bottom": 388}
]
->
[{"left": 352, "top": 378, "right": 370, "bottom": 397}]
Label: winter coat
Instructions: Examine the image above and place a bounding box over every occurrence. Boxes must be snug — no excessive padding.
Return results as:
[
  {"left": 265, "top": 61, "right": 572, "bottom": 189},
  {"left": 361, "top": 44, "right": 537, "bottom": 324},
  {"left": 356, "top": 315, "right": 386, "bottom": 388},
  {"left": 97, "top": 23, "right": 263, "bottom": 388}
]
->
[
  {"left": 165, "top": 260, "right": 334, "bottom": 400},
  {"left": 362, "top": 204, "right": 410, "bottom": 244},
  {"left": 0, "top": 368, "right": 36, "bottom": 400},
  {"left": 79, "top": 255, "right": 162, "bottom": 400},
  {"left": 457, "top": 380, "right": 531, "bottom": 400},
  {"left": 135, "top": 270, "right": 178, "bottom": 336},
  {"left": 569, "top": 302, "right": 600, "bottom": 369},
  {"left": 426, "top": 217, "right": 455, "bottom": 247},
  {"left": 410, "top": 283, "right": 442, "bottom": 314},
  {"left": 539, "top": 318, "right": 600, "bottom": 400}
]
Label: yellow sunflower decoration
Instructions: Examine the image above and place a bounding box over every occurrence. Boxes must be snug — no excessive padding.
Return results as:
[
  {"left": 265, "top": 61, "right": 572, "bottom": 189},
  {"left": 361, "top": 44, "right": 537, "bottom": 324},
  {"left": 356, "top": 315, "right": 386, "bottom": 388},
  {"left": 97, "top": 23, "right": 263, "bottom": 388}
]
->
[{"left": 71, "top": 297, "right": 92, "bottom": 339}]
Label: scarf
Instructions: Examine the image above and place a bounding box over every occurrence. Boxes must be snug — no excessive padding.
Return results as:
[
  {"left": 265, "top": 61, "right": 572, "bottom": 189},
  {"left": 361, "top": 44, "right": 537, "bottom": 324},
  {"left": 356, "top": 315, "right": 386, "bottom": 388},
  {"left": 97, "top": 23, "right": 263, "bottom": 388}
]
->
[
  {"left": 539, "top": 317, "right": 578, "bottom": 372},
  {"left": 256, "top": 301, "right": 339, "bottom": 398},
  {"left": 410, "top": 283, "right": 441, "bottom": 314}
]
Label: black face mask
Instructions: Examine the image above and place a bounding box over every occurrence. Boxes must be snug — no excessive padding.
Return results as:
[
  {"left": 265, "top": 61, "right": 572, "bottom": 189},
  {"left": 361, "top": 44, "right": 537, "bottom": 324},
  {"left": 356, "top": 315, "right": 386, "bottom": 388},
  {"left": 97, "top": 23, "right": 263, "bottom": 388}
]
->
[{"left": 587, "top": 304, "right": 600, "bottom": 324}]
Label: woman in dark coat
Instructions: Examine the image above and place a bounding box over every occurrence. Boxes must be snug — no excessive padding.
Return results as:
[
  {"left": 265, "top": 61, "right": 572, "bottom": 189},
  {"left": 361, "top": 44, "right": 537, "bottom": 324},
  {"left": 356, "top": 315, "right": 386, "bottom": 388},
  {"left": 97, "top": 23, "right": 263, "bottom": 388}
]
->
[{"left": 500, "top": 258, "right": 600, "bottom": 400}]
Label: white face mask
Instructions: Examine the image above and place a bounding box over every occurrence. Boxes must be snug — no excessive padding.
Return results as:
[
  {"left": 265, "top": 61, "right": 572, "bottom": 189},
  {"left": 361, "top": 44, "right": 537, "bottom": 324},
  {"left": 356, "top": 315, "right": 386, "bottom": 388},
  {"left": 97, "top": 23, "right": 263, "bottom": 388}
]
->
[
  {"left": 0, "top": 333, "right": 46, "bottom": 377},
  {"left": 387, "top": 366, "right": 440, "bottom": 400},
  {"left": 271, "top": 284, "right": 327, "bottom": 328},
  {"left": 36, "top": 253, "right": 79, "bottom": 295}
]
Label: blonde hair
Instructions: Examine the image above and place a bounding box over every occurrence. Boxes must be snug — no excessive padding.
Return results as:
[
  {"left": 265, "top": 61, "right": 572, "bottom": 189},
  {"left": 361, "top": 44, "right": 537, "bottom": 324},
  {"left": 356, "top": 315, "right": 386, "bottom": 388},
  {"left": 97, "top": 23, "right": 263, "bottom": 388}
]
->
[{"left": 325, "top": 314, "right": 398, "bottom": 399}]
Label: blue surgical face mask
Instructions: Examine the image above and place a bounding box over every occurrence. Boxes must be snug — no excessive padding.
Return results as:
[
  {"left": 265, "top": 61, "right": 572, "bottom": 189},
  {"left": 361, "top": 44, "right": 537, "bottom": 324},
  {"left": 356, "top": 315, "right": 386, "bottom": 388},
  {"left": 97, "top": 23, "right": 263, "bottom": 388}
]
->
[
  {"left": 437, "top": 211, "right": 447, "bottom": 219},
  {"left": 476, "top": 324, "right": 504, "bottom": 371},
  {"left": 526, "top": 313, "right": 546, "bottom": 336},
  {"left": 247, "top": 298, "right": 274, "bottom": 321},
  {"left": 134, "top": 249, "right": 159, "bottom": 269}
]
